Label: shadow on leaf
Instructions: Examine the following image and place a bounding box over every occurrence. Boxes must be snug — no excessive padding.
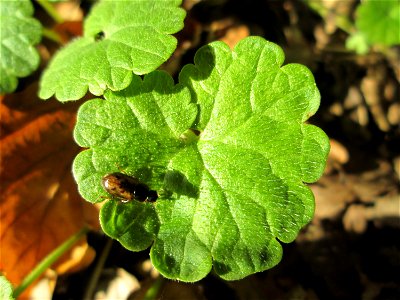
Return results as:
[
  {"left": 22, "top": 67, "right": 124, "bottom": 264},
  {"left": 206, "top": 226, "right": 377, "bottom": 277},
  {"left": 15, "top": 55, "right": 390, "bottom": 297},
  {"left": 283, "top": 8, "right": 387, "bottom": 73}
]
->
[{"left": 163, "top": 170, "right": 199, "bottom": 199}]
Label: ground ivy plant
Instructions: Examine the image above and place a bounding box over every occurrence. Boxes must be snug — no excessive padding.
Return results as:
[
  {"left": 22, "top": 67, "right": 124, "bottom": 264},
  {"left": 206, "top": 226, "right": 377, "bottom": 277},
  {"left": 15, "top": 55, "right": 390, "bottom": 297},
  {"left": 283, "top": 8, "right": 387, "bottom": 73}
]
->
[
  {"left": 38, "top": 0, "right": 329, "bottom": 282},
  {"left": 346, "top": 0, "right": 400, "bottom": 54},
  {"left": 39, "top": 0, "right": 185, "bottom": 100},
  {"left": 0, "top": 0, "right": 42, "bottom": 93},
  {"left": 72, "top": 36, "right": 329, "bottom": 281}
]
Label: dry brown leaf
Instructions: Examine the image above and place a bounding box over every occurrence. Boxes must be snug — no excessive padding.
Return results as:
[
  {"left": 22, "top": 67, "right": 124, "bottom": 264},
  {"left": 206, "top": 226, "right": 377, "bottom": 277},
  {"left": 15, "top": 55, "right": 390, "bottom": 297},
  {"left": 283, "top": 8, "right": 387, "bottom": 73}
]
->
[
  {"left": 219, "top": 24, "right": 250, "bottom": 49},
  {"left": 329, "top": 139, "right": 349, "bottom": 165},
  {"left": 387, "top": 102, "right": 400, "bottom": 126},
  {"left": 361, "top": 67, "right": 391, "bottom": 132},
  {"left": 208, "top": 18, "right": 250, "bottom": 48},
  {"left": 0, "top": 83, "right": 99, "bottom": 296},
  {"left": 311, "top": 157, "right": 398, "bottom": 230},
  {"left": 54, "top": 1, "right": 84, "bottom": 22},
  {"left": 311, "top": 176, "right": 356, "bottom": 220},
  {"left": 342, "top": 204, "right": 368, "bottom": 233},
  {"left": 53, "top": 21, "right": 83, "bottom": 45},
  {"left": 393, "top": 156, "right": 400, "bottom": 181},
  {"left": 343, "top": 194, "right": 400, "bottom": 233}
]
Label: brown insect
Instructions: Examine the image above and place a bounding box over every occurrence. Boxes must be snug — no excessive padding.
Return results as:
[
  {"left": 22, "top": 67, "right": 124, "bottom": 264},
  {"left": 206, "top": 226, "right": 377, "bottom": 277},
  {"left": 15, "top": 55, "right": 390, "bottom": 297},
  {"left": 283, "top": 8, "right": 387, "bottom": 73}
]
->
[{"left": 101, "top": 172, "right": 158, "bottom": 203}]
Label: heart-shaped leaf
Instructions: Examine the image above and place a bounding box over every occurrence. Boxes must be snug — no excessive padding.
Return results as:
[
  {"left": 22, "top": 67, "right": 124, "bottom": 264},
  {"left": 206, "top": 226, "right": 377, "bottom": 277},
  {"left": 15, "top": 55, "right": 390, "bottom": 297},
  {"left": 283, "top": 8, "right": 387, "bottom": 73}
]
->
[
  {"left": 39, "top": 0, "right": 185, "bottom": 101},
  {"left": 355, "top": 0, "right": 400, "bottom": 46},
  {"left": 0, "top": 0, "right": 42, "bottom": 93},
  {"left": 73, "top": 37, "right": 330, "bottom": 281}
]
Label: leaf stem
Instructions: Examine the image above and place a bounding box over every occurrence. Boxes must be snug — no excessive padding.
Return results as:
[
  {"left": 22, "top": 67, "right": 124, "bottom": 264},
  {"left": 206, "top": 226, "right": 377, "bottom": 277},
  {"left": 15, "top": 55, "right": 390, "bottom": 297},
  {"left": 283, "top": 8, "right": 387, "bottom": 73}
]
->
[
  {"left": 82, "top": 237, "right": 113, "bottom": 300},
  {"left": 304, "top": 0, "right": 355, "bottom": 34},
  {"left": 42, "top": 27, "right": 63, "bottom": 45},
  {"left": 143, "top": 276, "right": 165, "bottom": 300},
  {"left": 12, "top": 227, "right": 89, "bottom": 298},
  {"left": 36, "top": 0, "right": 64, "bottom": 24}
]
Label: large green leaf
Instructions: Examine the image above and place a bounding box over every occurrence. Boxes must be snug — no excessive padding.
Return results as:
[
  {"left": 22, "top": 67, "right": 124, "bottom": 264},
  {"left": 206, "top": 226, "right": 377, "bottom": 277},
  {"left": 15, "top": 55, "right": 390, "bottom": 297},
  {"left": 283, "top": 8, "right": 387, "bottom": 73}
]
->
[
  {"left": 0, "top": 0, "right": 42, "bottom": 94},
  {"left": 356, "top": 0, "right": 400, "bottom": 46},
  {"left": 39, "top": 0, "right": 185, "bottom": 101},
  {"left": 73, "top": 37, "right": 329, "bottom": 282}
]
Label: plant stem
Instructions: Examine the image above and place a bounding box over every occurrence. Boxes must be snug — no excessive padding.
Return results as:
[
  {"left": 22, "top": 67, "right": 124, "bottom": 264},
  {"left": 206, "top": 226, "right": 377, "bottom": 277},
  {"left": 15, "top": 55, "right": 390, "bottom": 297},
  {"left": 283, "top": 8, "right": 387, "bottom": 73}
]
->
[
  {"left": 36, "top": 0, "right": 64, "bottom": 24},
  {"left": 82, "top": 237, "right": 113, "bottom": 300},
  {"left": 304, "top": 0, "right": 355, "bottom": 34},
  {"left": 12, "top": 227, "right": 89, "bottom": 298},
  {"left": 42, "top": 27, "right": 63, "bottom": 45},
  {"left": 143, "top": 276, "right": 165, "bottom": 300}
]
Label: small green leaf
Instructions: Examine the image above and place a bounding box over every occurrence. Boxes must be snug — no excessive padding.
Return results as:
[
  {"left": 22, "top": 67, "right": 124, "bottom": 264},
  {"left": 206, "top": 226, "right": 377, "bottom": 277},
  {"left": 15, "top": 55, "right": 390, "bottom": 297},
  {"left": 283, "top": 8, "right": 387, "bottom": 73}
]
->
[
  {"left": 0, "top": 275, "right": 14, "bottom": 300},
  {"left": 0, "top": 0, "right": 42, "bottom": 94},
  {"left": 73, "top": 37, "right": 329, "bottom": 282},
  {"left": 346, "top": 31, "right": 370, "bottom": 54},
  {"left": 355, "top": 0, "right": 400, "bottom": 46},
  {"left": 39, "top": 0, "right": 185, "bottom": 101}
]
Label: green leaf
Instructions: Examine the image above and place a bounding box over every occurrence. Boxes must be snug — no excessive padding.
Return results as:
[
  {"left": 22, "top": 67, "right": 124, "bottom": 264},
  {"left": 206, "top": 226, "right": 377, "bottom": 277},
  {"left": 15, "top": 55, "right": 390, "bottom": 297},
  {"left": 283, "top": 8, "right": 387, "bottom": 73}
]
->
[
  {"left": 355, "top": 0, "right": 400, "bottom": 46},
  {"left": 39, "top": 0, "right": 185, "bottom": 101},
  {"left": 0, "top": 275, "right": 14, "bottom": 300},
  {"left": 0, "top": 0, "right": 42, "bottom": 94},
  {"left": 73, "top": 36, "right": 329, "bottom": 282},
  {"left": 346, "top": 31, "right": 370, "bottom": 54}
]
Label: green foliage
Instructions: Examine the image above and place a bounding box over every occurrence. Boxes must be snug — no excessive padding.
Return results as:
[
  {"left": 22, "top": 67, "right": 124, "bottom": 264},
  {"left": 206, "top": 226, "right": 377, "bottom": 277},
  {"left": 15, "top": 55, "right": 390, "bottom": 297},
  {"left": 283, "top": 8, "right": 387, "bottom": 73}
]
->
[
  {"left": 347, "top": 0, "right": 400, "bottom": 53},
  {"left": 0, "top": 0, "right": 42, "bottom": 94},
  {"left": 356, "top": 0, "right": 400, "bottom": 46},
  {"left": 72, "top": 37, "right": 330, "bottom": 282},
  {"left": 39, "top": 0, "right": 185, "bottom": 101},
  {"left": 345, "top": 32, "right": 370, "bottom": 54},
  {"left": 0, "top": 275, "right": 14, "bottom": 300}
]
